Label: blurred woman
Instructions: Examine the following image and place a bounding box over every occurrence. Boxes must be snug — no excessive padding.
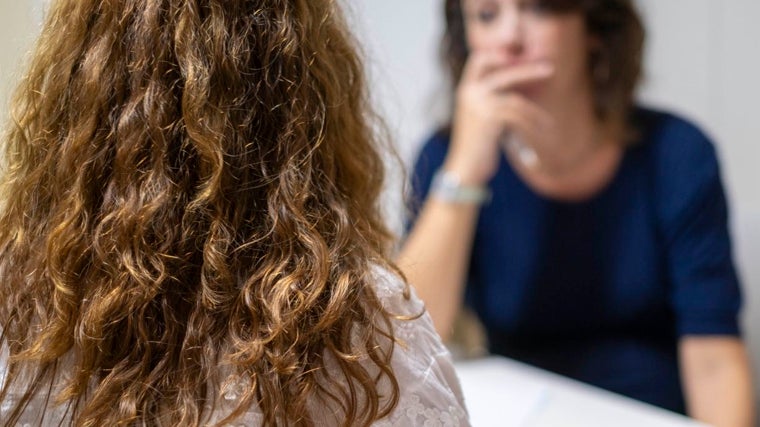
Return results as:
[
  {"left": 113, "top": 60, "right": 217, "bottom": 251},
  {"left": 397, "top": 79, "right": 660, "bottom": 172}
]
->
[
  {"left": 399, "top": 0, "right": 754, "bottom": 425},
  {"left": 0, "top": 0, "right": 468, "bottom": 425}
]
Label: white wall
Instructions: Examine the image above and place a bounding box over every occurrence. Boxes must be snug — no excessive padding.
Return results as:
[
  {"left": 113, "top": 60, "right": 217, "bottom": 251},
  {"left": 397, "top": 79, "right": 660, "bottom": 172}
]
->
[
  {"left": 0, "top": 2, "right": 42, "bottom": 125},
  {"left": 349, "top": 0, "right": 760, "bottom": 408}
]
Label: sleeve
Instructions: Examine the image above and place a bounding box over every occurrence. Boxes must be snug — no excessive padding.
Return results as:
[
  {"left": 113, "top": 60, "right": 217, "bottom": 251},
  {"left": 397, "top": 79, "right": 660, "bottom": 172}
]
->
[
  {"left": 213, "top": 268, "right": 471, "bottom": 427},
  {"left": 405, "top": 132, "right": 451, "bottom": 230},
  {"left": 653, "top": 117, "right": 743, "bottom": 337},
  {"left": 371, "top": 267, "right": 470, "bottom": 427}
]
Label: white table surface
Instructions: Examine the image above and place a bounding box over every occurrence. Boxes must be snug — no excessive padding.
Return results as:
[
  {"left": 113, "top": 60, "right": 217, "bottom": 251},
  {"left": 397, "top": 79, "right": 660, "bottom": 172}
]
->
[{"left": 455, "top": 356, "right": 709, "bottom": 427}]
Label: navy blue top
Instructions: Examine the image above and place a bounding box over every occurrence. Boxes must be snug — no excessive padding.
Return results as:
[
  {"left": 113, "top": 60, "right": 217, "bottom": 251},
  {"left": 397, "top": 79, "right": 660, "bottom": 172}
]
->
[{"left": 408, "top": 107, "right": 743, "bottom": 413}]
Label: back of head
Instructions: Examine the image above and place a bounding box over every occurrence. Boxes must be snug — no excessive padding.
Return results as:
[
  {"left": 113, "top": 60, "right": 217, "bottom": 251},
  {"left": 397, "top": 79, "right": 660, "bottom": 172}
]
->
[{"left": 0, "top": 0, "right": 399, "bottom": 425}]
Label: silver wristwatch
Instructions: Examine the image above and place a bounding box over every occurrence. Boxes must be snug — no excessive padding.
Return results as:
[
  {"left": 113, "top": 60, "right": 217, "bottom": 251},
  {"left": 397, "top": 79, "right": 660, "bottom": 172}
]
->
[{"left": 429, "top": 169, "right": 491, "bottom": 205}]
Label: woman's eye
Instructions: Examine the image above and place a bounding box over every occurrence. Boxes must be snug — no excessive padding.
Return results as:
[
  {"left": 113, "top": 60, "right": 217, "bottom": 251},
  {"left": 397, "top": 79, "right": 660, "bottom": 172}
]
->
[{"left": 474, "top": 8, "right": 497, "bottom": 23}]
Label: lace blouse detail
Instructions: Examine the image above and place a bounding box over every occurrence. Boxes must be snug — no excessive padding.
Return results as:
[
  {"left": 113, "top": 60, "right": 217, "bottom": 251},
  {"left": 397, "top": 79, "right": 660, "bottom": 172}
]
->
[
  {"left": 1, "top": 267, "right": 470, "bottom": 426},
  {"left": 375, "top": 394, "right": 468, "bottom": 427},
  {"left": 220, "top": 373, "right": 252, "bottom": 402}
]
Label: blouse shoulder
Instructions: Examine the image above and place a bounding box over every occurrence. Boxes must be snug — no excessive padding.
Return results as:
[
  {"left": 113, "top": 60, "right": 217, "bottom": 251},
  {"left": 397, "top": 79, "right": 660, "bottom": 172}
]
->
[
  {"left": 368, "top": 265, "right": 470, "bottom": 426},
  {"left": 210, "top": 266, "right": 470, "bottom": 426}
]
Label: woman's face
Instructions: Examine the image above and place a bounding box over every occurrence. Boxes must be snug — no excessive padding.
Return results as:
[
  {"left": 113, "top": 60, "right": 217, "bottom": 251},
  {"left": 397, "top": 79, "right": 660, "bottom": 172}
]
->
[{"left": 462, "top": 0, "right": 592, "bottom": 101}]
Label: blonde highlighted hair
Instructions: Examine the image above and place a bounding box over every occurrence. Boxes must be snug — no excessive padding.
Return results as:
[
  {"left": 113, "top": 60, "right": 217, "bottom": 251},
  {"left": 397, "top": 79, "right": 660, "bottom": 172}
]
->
[{"left": 0, "top": 0, "right": 402, "bottom": 425}]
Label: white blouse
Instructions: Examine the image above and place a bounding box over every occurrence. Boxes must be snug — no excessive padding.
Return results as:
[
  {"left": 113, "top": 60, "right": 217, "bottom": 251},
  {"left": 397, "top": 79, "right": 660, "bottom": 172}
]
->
[{"left": 1, "top": 267, "right": 470, "bottom": 426}]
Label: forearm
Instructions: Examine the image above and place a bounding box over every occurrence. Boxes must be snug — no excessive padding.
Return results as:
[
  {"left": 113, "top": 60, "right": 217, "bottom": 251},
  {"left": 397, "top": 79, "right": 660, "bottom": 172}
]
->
[
  {"left": 396, "top": 197, "right": 480, "bottom": 340},
  {"left": 680, "top": 337, "right": 756, "bottom": 427}
]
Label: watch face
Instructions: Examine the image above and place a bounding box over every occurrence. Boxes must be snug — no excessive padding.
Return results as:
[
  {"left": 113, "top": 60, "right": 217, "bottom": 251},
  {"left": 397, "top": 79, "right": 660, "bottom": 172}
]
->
[
  {"left": 432, "top": 170, "right": 491, "bottom": 204},
  {"left": 441, "top": 172, "right": 461, "bottom": 189}
]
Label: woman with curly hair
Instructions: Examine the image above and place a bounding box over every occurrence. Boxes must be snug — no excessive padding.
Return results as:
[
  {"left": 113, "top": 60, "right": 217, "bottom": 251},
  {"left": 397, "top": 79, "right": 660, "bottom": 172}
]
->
[{"left": 0, "top": 0, "right": 469, "bottom": 425}]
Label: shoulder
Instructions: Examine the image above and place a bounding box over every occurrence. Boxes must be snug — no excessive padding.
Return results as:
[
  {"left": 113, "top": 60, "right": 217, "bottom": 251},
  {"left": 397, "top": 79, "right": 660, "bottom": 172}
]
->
[
  {"left": 633, "top": 106, "right": 719, "bottom": 172},
  {"left": 368, "top": 265, "right": 470, "bottom": 426},
  {"left": 633, "top": 106, "right": 723, "bottom": 203},
  {"left": 369, "top": 265, "right": 440, "bottom": 347},
  {"left": 369, "top": 265, "right": 423, "bottom": 314},
  {"left": 206, "top": 267, "right": 468, "bottom": 426},
  {"left": 633, "top": 107, "right": 733, "bottom": 241}
]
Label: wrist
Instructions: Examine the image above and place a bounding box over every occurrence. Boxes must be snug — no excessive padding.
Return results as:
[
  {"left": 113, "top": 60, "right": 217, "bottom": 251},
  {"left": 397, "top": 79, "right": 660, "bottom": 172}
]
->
[
  {"left": 429, "top": 169, "right": 491, "bottom": 205},
  {"left": 440, "top": 160, "right": 491, "bottom": 186}
]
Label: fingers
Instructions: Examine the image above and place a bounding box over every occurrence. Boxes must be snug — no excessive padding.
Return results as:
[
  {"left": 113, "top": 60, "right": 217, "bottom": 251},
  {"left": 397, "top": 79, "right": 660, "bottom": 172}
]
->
[
  {"left": 461, "top": 50, "right": 509, "bottom": 82},
  {"left": 453, "top": 51, "right": 557, "bottom": 170},
  {"left": 490, "top": 95, "right": 555, "bottom": 144},
  {"left": 462, "top": 50, "right": 553, "bottom": 89},
  {"left": 494, "top": 95, "right": 553, "bottom": 129},
  {"left": 481, "top": 62, "right": 554, "bottom": 93}
]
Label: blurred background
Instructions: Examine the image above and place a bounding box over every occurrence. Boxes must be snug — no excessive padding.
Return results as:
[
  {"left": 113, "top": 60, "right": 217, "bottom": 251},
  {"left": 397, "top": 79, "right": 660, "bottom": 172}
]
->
[
  {"left": 344, "top": 0, "right": 760, "bottom": 411},
  {"left": 1, "top": 0, "right": 758, "bottom": 413}
]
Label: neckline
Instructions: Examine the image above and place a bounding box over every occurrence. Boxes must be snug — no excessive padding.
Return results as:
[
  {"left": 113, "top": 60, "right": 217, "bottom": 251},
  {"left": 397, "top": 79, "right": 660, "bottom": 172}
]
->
[{"left": 499, "top": 144, "right": 634, "bottom": 208}]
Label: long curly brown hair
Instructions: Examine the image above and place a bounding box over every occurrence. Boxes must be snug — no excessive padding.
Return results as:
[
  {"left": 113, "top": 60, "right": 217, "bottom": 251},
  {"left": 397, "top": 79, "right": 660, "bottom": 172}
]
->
[{"left": 0, "top": 0, "right": 402, "bottom": 425}]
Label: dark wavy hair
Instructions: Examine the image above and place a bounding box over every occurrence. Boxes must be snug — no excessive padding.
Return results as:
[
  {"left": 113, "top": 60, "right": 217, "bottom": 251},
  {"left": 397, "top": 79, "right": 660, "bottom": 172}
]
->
[
  {"left": 443, "top": 0, "right": 645, "bottom": 129},
  {"left": 0, "top": 0, "right": 403, "bottom": 425}
]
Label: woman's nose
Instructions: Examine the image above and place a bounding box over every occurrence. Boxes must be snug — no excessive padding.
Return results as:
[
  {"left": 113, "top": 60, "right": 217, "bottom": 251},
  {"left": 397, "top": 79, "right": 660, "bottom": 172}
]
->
[{"left": 497, "top": 10, "right": 525, "bottom": 56}]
